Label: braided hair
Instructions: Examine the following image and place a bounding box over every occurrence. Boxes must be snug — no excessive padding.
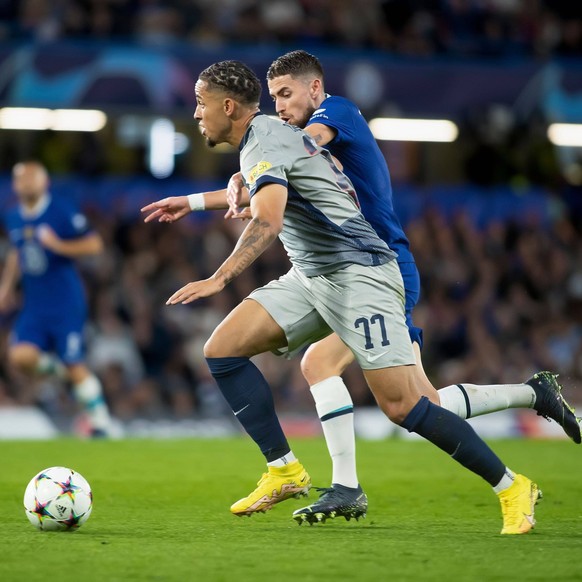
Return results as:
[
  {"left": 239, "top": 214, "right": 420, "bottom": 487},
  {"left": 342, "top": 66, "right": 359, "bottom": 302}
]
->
[{"left": 199, "top": 61, "right": 262, "bottom": 106}]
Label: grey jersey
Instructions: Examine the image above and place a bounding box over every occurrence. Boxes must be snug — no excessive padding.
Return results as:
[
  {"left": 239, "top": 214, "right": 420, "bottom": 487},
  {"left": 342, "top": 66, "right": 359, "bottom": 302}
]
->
[{"left": 240, "top": 114, "right": 395, "bottom": 276}]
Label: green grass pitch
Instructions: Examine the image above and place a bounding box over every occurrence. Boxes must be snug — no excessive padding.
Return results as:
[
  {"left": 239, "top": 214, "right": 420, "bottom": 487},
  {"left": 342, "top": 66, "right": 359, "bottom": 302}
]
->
[{"left": 1, "top": 437, "right": 581, "bottom": 582}]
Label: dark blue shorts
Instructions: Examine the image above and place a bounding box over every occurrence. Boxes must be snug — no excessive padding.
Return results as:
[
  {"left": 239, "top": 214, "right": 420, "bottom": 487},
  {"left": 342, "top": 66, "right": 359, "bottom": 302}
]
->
[
  {"left": 11, "top": 309, "right": 86, "bottom": 364},
  {"left": 399, "top": 261, "right": 423, "bottom": 349}
]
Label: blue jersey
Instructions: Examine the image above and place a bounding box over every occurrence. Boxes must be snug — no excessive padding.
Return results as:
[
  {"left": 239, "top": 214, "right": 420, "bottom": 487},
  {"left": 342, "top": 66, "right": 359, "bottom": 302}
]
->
[
  {"left": 3, "top": 195, "right": 90, "bottom": 316},
  {"left": 307, "top": 95, "right": 414, "bottom": 264}
]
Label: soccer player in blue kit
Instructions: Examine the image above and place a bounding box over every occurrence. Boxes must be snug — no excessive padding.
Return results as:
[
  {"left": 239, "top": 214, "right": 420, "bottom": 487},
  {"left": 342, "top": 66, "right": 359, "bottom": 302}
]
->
[
  {"left": 262, "top": 50, "right": 579, "bottom": 521},
  {"left": 141, "top": 55, "right": 579, "bottom": 531},
  {"left": 0, "top": 161, "right": 113, "bottom": 436}
]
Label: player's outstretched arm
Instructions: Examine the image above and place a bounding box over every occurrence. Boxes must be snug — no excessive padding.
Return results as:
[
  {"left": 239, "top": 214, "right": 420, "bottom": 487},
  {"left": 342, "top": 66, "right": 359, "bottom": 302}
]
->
[
  {"left": 37, "top": 227, "right": 103, "bottom": 257},
  {"left": 166, "top": 183, "right": 286, "bottom": 305},
  {"left": 0, "top": 248, "right": 20, "bottom": 312},
  {"left": 141, "top": 188, "right": 245, "bottom": 223}
]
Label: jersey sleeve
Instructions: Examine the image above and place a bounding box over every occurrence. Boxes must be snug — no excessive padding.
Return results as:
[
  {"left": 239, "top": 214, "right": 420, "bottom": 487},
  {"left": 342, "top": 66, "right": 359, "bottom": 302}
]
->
[
  {"left": 306, "top": 98, "right": 357, "bottom": 146},
  {"left": 1, "top": 210, "right": 15, "bottom": 243},
  {"left": 240, "top": 124, "right": 290, "bottom": 198},
  {"left": 55, "top": 203, "right": 92, "bottom": 240}
]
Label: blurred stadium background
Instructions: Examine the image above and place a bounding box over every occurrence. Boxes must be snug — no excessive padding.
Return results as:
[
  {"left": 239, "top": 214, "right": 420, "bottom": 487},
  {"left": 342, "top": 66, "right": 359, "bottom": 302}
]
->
[{"left": 0, "top": 0, "right": 581, "bottom": 439}]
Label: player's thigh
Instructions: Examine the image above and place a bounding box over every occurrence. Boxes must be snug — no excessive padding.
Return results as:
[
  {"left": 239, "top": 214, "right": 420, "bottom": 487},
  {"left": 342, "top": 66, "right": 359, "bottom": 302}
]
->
[
  {"left": 301, "top": 334, "right": 355, "bottom": 382},
  {"left": 312, "top": 262, "right": 415, "bottom": 371},
  {"left": 412, "top": 341, "right": 438, "bottom": 397},
  {"left": 204, "top": 298, "right": 289, "bottom": 358}
]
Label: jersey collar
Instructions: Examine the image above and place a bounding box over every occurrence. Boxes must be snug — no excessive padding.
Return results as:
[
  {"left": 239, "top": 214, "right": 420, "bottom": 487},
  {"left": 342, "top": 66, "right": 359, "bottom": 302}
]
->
[
  {"left": 20, "top": 193, "right": 51, "bottom": 219},
  {"left": 239, "top": 112, "right": 264, "bottom": 151}
]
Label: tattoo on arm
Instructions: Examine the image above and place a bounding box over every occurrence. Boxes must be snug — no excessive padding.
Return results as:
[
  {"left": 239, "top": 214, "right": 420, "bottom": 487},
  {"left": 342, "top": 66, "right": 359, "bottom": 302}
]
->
[
  {"left": 311, "top": 133, "right": 324, "bottom": 145},
  {"left": 215, "top": 217, "right": 277, "bottom": 285}
]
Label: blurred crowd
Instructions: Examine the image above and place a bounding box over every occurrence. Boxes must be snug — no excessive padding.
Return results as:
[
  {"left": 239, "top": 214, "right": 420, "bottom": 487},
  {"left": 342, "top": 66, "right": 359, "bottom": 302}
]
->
[
  {"left": 0, "top": 0, "right": 580, "bottom": 58},
  {"left": 0, "top": 1, "right": 581, "bottom": 431},
  {"left": 1, "top": 192, "right": 581, "bottom": 424}
]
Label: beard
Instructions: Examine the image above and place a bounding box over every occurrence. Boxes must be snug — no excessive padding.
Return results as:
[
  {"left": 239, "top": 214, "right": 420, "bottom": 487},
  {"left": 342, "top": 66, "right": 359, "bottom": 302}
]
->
[
  {"left": 18, "top": 190, "right": 41, "bottom": 204},
  {"left": 303, "top": 107, "right": 316, "bottom": 127},
  {"left": 294, "top": 109, "right": 314, "bottom": 130},
  {"left": 206, "top": 137, "right": 217, "bottom": 148}
]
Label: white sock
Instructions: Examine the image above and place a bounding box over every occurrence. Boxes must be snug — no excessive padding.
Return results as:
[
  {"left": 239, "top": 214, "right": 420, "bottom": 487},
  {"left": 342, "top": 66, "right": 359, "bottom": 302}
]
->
[
  {"left": 73, "top": 374, "right": 112, "bottom": 431},
  {"left": 493, "top": 467, "right": 516, "bottom": 494},
  {"left": 311, "top": 376, "right": 358, "bottom": 488},
  {"left": 267, "top": 451, "right": 297, "bottom": 468},
  {"left": 438, "top": 382, "right": 536, "bottom": 419}
]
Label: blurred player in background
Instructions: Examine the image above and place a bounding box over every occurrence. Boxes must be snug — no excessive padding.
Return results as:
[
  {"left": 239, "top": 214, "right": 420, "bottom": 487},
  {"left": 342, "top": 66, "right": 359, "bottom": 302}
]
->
[
  {"left": 142, "top": 51, "right": 580, "bottom": 523},
  {"left": 0, "top": 161, "right": 113, "bottom": 437},
  {"left": 154, "top": 59, "right": 545, "bottom": 535}
]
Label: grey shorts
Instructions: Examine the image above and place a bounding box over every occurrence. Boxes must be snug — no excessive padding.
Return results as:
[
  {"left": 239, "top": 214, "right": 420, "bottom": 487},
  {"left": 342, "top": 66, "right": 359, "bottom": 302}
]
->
[{"left": 247, "top": 261, "right": 415, "bottom": 370}]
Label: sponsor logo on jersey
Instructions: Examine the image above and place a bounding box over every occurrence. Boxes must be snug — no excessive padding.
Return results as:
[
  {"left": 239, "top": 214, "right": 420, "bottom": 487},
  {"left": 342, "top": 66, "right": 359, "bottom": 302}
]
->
[
  {"left": 310, "top": 109, "right": 329, "bottom": 121},
  {"left": 248, "top": 161, "right": 272, "bottom": 184}
]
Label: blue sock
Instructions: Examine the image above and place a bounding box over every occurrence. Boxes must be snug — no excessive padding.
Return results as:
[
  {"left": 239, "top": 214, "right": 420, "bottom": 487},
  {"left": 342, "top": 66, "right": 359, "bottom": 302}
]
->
[
  {"left": 401, "top": 397, "right": 505, "bottom": 486},
  {"left": 206, "top": 357, "right": 290, "bottom": 462}
]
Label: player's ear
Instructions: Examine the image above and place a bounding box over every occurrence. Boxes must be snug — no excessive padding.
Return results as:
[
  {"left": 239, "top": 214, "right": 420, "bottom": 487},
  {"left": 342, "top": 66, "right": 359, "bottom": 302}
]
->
[
  {"left": 223, "top": 98, "right": 235, "bottom": 116},
  {"left": 310, "top": 78, "right": 322, "bottom": 99}
]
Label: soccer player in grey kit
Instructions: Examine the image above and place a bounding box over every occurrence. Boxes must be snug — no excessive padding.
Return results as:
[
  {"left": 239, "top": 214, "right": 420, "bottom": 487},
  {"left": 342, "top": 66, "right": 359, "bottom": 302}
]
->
[{"left": 163, "top": 60, "right": 540, "bottom": 535}]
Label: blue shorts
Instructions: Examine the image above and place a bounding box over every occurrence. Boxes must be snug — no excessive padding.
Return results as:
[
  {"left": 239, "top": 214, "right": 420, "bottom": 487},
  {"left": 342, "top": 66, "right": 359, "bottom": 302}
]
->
[
  {"left": 11, "top": 309, "right": 86, "bottom": 365},
  {"left": 399, "top": 261, "right": 423, "bottom": 349}
]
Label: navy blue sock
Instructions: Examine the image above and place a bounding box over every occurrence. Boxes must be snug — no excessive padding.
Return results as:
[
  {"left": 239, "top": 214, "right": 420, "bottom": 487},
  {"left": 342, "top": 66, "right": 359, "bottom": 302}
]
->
[
  {"left": 401, "top": 397, "right": 505, "bottom": 486},
  {"left": 206, "top": 357, "right": 290, "bottom": 462}
]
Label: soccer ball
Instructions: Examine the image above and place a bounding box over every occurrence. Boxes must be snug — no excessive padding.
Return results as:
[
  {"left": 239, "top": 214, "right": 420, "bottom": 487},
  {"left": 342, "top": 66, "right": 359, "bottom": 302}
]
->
[{"left": 23, "top": 466, "right": 93, "bottom": 531}]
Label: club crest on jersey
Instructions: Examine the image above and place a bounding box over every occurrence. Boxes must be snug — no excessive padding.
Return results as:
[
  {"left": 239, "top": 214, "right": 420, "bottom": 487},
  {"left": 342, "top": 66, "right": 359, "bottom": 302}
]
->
[
  {"left": 23, "top": 226, "right": 35, "bottom": 239},
  {"left": 248, "top": 161, "right": 272, "bottom": 185}
]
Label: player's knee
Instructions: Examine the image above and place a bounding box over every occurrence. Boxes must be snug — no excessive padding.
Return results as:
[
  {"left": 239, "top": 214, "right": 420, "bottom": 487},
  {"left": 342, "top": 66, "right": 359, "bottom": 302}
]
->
[
  {"left": 374, "top": 395, "right": 413, "bottom": 425},
  {"left": 301, "top": 354, "right": 332, "bottom": 385},
  {"left": 8, "top": 346, "right": 39, "bottom": 375},
  {"left": 203, "top": 334, "right": 230, "bottom": 359},
  {"left": 300, "top": 352, "right": 319, "bottom": 385},
  {"left": 203, "top": 337, "right": 218, "bottom": 359},
  {"left": 67, "top": 364, "right": 89, "bottom": 385},
  {"left": 300, "top": 347, "right": 341, "bottom": 385}
]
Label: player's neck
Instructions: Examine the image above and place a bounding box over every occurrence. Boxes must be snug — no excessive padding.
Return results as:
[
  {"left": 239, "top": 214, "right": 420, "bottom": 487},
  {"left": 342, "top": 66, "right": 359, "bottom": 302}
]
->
[
  {"left": 21, "top": 192, "right": 50, "bottom": 218},
  {"left": 230, "top": 109, "right": 261, "bottom": 147},
  {"left": 313, "top": 93, "right": 327, "bottom": 109}
]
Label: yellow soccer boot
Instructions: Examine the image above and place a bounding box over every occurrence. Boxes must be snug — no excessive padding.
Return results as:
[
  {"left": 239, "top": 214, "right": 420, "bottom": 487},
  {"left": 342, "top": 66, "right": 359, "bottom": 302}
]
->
[
  {"left": 498, "top": 474, "right": 542, "bottom": 534},
  {"left": 230, "top": 460, "right": 311, "bottom": 516}
]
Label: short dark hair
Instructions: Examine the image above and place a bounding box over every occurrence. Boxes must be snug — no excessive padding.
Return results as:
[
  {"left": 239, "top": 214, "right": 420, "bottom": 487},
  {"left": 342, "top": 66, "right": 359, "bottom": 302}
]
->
[
  {"left": 266, "top": 50, "right": 324, "bottom": 81},
  {"left": 199, "top": 61, "right": 261, "bottom": 106},
  {"left": 12, "top": 160, "right": 48, "bottom": 174}
]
